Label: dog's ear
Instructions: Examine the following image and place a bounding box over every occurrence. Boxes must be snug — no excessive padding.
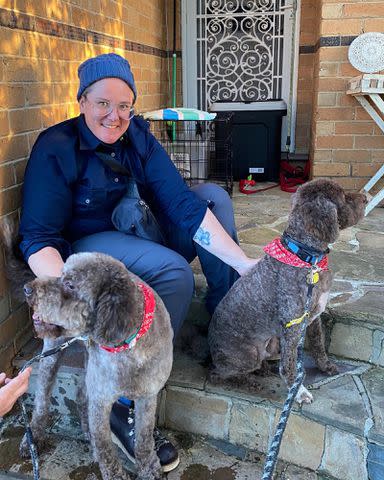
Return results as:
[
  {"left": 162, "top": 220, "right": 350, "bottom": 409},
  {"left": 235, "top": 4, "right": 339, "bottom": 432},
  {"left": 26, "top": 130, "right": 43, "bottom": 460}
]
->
[
  {"left": 298, "top": 197, "right": 340, "bottom": 243},
  {"left": 93, "top": 284, "right": 134, "bottom": 345},
  {"left": 337, "top": 192, "right": 367, "bottom": 229}
]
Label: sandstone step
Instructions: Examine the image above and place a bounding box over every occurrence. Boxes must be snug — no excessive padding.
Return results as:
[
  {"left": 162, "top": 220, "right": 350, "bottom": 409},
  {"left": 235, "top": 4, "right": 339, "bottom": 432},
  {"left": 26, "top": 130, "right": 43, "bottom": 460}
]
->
[
  {"left": 158, "top": 350, "right": 384, "bottom": 480},
  {"left": 10, "top": 334, "right": 384, "bottom": 480},
  {"left": 325, "top": 282, "right": 384, "bottom": 367},
  {"left": 3, "top": 338, "right": 334, "bottom": 480},
  {"left": 0, "top": 413, "right": 335, "bottom": 480}
]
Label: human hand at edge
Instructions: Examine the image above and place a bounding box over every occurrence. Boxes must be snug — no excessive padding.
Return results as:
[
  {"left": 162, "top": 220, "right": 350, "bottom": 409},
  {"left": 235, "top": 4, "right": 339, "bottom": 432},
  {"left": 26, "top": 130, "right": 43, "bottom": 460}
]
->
[
  {"left": 0, "top": 367, "right": 32, "bottom": 417},
  {"left": 237, "top": 257, "right": 262, "bottom": 276}
]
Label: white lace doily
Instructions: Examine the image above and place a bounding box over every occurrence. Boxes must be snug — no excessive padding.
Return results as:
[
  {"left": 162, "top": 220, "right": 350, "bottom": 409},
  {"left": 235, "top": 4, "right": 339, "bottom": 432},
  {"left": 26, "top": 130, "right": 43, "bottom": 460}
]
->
[{"left": 348, "top": 32, "right": 384, "bottom": 73}]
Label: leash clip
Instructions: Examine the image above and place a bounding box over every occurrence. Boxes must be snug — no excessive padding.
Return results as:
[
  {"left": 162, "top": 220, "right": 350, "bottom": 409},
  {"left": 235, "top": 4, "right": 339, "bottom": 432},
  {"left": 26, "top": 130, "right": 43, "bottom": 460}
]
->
[{"left": 59, "top": 336, "right": 88, "bottom": 350}]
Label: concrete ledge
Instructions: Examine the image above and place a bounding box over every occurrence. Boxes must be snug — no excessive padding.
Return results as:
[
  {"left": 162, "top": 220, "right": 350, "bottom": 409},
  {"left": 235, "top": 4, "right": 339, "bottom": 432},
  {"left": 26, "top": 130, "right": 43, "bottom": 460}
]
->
[
  {"left": 157, "top": 350, "right": 384, "bottom": 480},
  {"left": 320, "top": 427, "right": 367, "bottom": 480},
  {"left": 326, "top": 290, "right": 384, "bottom": 366},
  {"left": 162, "top": 387, "right": 231, "bottom": 440}
]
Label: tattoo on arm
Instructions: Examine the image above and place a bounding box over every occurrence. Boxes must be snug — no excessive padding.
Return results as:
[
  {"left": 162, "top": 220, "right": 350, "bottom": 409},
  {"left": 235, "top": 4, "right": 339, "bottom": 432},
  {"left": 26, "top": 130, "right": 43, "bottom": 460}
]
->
[{"left": 193, "top": 227, "right": 211, "bottom": 246}]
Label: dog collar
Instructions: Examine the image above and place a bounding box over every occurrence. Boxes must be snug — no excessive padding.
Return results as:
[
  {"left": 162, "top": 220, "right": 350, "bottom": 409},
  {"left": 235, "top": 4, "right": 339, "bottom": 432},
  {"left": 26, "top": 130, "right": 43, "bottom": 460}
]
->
[
  {"left": 100, "top": 283, "right": 155, "bottom": 353},
  {"left": 264, "top": 237, "right": 328, "bottom": 270},
  {"left": 281, "top": 233, "right": 329, "bottom": 265}
]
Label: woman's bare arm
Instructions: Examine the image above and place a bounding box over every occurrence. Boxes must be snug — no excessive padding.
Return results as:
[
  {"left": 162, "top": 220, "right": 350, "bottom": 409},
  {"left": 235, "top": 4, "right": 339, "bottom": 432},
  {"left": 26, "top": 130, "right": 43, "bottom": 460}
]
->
[
  {"left": 193, "top": 208, "right": 260, "bottom": 276},
  {"left": 28, "top": 247, "right": 64, "bottom": 278}
]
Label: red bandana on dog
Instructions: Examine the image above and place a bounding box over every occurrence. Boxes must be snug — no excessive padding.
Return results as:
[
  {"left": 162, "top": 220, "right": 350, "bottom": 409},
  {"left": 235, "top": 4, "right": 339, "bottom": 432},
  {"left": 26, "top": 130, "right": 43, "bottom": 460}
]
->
[
  {"left": 100, "top": 283, "right": 155, "bottom": 353},
  {"left": 263, "top": 237, "right": 328, "bottom": 270}
]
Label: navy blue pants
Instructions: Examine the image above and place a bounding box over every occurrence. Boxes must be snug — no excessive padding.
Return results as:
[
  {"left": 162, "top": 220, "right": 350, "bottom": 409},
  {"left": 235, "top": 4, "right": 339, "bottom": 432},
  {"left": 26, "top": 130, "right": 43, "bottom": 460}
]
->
[{"left": 72, "top": 183, "right": 239, "bottom": 338}]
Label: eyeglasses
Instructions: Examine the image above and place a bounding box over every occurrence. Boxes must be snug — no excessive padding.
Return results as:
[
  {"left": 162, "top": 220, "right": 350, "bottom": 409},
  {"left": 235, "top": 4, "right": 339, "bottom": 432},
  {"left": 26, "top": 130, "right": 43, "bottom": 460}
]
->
[{"left": 85, "top": 97, "right": 135, "bottom": 120}]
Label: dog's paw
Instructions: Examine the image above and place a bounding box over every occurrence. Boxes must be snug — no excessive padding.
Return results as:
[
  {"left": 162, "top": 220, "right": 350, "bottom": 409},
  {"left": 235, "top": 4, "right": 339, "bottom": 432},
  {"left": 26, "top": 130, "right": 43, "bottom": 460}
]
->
[
  {"left": 207, "top": 367, "right": 222, "bottom": 384},
  {"left": 258, "top": 360, "right": 273, "bottom": 377},
  {"left": 321, "top": 361, "right": 339, "bottom": 376},
  {"left": 295, "top": 384, "right": 313, "bottom": 405}
]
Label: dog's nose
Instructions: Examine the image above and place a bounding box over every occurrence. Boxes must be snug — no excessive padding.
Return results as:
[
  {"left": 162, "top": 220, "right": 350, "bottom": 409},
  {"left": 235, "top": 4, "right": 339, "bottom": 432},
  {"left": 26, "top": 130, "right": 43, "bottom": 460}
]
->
[{"left": 23, "top": 285, "right": 34, "bottom": 297}]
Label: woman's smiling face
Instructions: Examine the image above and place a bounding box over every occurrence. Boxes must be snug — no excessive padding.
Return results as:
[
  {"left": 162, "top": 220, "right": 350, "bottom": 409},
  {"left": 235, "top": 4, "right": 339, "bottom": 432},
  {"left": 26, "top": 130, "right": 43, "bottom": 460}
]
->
[{"left": 79, "top": 77, "right": 135, "bottom": 144}]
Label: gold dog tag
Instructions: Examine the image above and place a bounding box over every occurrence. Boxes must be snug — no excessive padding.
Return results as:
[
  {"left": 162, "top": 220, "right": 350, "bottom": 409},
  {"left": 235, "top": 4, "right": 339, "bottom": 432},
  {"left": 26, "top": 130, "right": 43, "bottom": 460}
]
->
[{"left": 307, "top": 270, "right": 320, "bottom": 284}]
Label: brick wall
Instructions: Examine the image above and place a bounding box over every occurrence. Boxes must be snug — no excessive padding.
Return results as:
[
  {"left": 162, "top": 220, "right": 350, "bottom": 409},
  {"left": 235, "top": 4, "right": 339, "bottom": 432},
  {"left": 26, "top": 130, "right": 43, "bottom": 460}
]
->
[
  {"left": 310, "top": 0, "right": 384, "bottom": 189},
  {"left": 0, "top": 0, "right": 179, "bottom": 373}
]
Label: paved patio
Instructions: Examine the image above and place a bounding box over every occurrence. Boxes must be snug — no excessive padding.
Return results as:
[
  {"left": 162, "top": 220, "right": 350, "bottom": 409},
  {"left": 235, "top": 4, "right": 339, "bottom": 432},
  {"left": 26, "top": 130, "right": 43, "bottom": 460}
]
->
[
  {"left": 162, "top": 184, "right": 384, "bottom": 480},
  {"left": 1, "top": 183, "right": 384, "bottom": 479}
]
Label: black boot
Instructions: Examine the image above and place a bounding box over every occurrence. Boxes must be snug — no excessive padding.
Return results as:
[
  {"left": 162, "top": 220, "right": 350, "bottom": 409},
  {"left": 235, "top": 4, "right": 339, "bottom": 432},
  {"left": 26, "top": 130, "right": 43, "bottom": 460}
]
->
[{"left": 110, "top": 401, "right": 180, "bottom": 473}]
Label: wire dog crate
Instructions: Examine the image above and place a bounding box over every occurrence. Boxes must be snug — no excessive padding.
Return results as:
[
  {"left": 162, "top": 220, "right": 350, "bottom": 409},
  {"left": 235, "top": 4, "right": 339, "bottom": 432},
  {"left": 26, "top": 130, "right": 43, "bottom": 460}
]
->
[{"left": 149, "top": 113, "right": 233, "bottom": 195}]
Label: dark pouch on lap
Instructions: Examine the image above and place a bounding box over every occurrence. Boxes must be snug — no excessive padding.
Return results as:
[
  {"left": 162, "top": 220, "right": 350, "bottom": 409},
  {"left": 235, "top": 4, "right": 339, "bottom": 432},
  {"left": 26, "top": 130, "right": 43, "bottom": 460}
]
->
[
  {"left": 112, "top": 179, "right": 166, "bottom": 245},
  {"left": 95, "top": 151, "right": 166, "bottom": 245}
]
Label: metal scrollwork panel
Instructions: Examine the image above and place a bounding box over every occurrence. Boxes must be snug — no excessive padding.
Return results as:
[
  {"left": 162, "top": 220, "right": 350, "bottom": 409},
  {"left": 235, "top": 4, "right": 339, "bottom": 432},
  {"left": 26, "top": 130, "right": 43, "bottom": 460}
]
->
[{"left": 197, "top": 0, "right": 285, "bottom": 109}]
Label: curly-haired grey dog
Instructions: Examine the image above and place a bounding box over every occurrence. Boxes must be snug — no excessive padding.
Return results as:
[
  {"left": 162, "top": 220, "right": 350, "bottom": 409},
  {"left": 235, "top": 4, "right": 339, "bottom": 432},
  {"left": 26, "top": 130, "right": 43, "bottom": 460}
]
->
[
  {"left": 1, "top": 221, "right": 173, "bottom": 480},
  {"left": 208, "top": 179, "right": 367, "bottom": 404}
]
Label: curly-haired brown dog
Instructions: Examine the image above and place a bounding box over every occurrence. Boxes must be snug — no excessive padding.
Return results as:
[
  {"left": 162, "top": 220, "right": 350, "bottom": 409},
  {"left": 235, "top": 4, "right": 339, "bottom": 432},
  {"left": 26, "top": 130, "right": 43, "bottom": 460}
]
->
[
  {"left": 1, "top": 221, "right": 173, "bottom": 480},
  {"left": 208, "top": 179, "right": 367, "bottom": 404}
]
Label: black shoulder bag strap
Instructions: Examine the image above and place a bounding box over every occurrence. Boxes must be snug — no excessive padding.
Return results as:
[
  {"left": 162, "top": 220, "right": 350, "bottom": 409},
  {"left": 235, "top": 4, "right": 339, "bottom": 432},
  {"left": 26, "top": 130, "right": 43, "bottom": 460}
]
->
[
  {"left": 94, "top": 151, "right": 131, "bottom": 176},
  {"left": 94, "top": 151, "right": 140, "bottom": 198}
]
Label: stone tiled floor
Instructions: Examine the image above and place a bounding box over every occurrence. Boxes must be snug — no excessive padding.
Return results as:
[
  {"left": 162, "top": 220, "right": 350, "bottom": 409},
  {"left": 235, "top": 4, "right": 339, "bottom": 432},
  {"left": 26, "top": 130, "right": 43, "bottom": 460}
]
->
[
  {"left": 1, "top": 184, "right": 384, "bottom": 479},
  {"left": 0, "top": 408, "right": 326, "bottom": 480},
  {"left": 170, "top": 184, "right": 384, "bottom": 479}
]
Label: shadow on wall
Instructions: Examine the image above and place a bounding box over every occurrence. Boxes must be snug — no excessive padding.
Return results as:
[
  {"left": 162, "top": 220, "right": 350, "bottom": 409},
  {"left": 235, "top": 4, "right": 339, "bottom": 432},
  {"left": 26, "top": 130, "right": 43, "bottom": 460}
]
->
[
  {"left": 0, "top": 0, "right": 175, "bottom": 371},
  {"left": 0, "top": 25, "right": 121, "bottom": 372}
]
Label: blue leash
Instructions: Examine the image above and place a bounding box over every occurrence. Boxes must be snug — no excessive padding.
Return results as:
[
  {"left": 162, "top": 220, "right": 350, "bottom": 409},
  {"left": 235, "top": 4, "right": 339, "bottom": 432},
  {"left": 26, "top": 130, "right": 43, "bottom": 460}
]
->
[
  {"left": 18, "top": 337, "right": 87, "bottom": 480},
  {"left": 262, "top": 268, "right": 318, "bottom": 480},
  {"left": 18, "top": 396, "right": 40, "bottom": 480},
  {"left": 261, "top": 323, "right": 307, "bottom": 479}
]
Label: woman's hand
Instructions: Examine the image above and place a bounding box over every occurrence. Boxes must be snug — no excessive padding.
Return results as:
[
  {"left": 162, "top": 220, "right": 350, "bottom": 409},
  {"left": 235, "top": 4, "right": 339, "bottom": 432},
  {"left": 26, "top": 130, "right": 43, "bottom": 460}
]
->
[
  {"left": 236, "top": 256, "right": 261, "bottom": 276},
  {"left": 0, "top": 367, "right": 32, "bottom": 417},
  {"left": 28, "top": 247, "right": 64, "bottom": 278},
  {"left": 193, "top": 208, "right": 262, "bottom": 276}
]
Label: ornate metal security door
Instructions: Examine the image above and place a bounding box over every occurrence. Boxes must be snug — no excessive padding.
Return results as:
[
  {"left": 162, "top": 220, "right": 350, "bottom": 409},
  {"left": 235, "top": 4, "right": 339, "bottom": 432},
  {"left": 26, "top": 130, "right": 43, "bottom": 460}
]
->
[
  {"left": 197, "top": 0, "right": 288, "bottom": 108},
  {"left": 182, "top": 0, "right": 299, "bottom": 149}
]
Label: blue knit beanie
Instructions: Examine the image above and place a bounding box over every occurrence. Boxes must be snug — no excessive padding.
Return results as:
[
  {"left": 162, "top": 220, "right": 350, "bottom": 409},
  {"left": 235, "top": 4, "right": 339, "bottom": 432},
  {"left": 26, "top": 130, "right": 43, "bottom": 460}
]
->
[{"left": 77, "top": 53, "right": 137, "bottom": 102}]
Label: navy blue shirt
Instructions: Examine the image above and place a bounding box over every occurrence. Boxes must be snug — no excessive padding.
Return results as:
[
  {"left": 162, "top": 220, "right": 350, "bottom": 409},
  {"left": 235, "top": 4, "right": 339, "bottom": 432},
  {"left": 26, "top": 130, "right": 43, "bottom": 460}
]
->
[{"left": 19, "top": 114, "right": 207, "bottom": 262}]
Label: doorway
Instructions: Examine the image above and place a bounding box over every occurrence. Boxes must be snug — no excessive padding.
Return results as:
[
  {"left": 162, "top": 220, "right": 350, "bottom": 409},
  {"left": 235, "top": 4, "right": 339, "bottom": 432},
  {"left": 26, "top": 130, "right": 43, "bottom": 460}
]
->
[{"left": 181, "top": 0, "right": 301, "bottom": 151}]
